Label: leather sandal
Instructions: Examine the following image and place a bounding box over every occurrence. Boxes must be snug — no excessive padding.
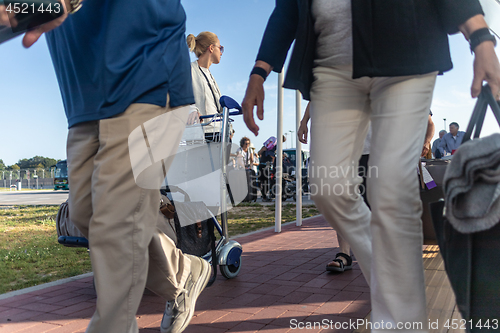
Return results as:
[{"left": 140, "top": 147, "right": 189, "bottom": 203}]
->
[{"left": 326, "top": 252, "right": 353, "bottom": 273}]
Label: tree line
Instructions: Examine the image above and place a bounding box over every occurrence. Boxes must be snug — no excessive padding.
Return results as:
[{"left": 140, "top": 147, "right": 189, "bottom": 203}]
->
[{"left": 0, "top": 156, "right": 60, "bottom": 171}]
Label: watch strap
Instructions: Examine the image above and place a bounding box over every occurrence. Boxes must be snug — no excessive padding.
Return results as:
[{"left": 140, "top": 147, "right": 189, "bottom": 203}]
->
[{"left": 469, "top": 28, "right": 497, "bottom": 53}]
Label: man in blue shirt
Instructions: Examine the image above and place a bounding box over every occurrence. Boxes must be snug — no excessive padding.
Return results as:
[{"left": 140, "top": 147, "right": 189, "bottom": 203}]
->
[
  {"left": 432, "top": 130, "right": 447, "bottom": 158},
  {"left": 21, "top": 1, "right": 210, "bottom": 333},
  {"left": 440, "top": 122, "right": 466, "bottom": 155}
]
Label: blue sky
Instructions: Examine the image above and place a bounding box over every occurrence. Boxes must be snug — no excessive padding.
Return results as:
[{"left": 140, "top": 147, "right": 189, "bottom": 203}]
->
[{"left": 1, "top": 0, "right": 500, "bottom": 166}]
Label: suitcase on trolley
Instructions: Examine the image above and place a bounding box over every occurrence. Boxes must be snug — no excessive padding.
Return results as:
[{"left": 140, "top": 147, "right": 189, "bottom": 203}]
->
[{"left": 243, "top": 169, "right": 257, "bottom": 202}]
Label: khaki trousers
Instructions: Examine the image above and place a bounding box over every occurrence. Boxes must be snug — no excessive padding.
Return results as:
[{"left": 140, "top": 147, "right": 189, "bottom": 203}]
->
[
  {"left": 309, "top": 66, "right": 437, "bottom": 332},
  {"left": 67, "top": 102, "right": 191, "bottom": 333}
]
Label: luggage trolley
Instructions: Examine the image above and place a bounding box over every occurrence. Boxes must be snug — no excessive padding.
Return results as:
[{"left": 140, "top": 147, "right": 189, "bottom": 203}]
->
[
  {"left": 57, "top": 95, "right": 245, "bottom": 281},
  {"left": 164, "top": 95, "right": 244, "bottom": 279},
  {"left": 205, "top": 95, "right": 244, "bottom": 279}
]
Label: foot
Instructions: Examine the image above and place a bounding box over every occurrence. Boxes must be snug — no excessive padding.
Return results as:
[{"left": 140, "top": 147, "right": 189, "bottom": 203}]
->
[
  {"left": 326, "top": 253, "right": 353, "bottom": 273},
  {"left": 160, "top": 255, "right": 211, "bottom": 333}
]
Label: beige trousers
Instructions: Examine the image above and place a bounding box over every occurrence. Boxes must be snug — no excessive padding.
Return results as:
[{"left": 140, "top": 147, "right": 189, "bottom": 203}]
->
[
  {"left": 67, "top": 102, "right": 191, "bottom": 333},
  {"left": 309, "top": 66, "right": 437, "bottom": 332}
]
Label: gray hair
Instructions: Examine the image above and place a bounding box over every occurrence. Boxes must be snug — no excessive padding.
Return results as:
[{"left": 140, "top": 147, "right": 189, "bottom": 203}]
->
[{"left": 439, "top": 130, "right": 447, "bottom": 135}]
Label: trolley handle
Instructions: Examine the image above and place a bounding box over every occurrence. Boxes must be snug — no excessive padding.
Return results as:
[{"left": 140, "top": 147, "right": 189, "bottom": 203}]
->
[
  {"left": 199, "top": 110, "right": 241, "bottom": 121},
  {"left": 161, "top": 185, "right": 191, "bottom": 202}
]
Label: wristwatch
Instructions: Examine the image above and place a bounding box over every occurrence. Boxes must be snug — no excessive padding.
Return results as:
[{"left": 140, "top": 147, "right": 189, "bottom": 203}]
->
[
  {"left": 65, "top": 0, "right": 83, "bottom": 14},
  {"left": 469, "top": 28, "right": 497, "bottom": 53}
]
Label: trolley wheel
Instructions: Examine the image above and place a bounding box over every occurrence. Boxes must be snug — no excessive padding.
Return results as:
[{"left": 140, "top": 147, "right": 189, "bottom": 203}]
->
[{"left": 220, "top": 256, "right": 242, "bottom": 279}]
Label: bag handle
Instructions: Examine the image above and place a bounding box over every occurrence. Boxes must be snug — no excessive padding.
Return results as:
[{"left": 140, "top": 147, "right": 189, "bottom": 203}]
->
[
  {"left": 463, "top": 84, "right": 500, "bottom": 144},
  {"left": 418, "top": 161, "right": 426, "bottom": 190}
]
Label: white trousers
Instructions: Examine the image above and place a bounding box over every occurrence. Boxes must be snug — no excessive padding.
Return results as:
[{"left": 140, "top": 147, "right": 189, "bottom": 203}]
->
[{"left": 309, "top": 66, "right": 437, "bottom": 332}]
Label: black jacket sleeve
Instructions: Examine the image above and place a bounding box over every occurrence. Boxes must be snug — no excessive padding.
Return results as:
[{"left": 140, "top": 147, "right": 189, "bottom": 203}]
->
[
  {"left": 433, "top": 0, "right": 484, "bottom": 34},
  {"left": 256, "top": 0, "right": 299, "bottom": 73}
]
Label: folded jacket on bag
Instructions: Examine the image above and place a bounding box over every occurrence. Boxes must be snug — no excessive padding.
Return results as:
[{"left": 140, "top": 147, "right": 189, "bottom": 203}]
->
[{"left": 443, "top": 133, "right": 500, "bottom": 233}]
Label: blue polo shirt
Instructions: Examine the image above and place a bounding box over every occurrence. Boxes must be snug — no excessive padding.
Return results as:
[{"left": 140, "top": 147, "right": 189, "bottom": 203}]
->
[
  {"left": 46, "top": 0, "right": 194, "bottom": 128},
  {"left": 440, "top": 131, "right": 466, "bottom": 153}
]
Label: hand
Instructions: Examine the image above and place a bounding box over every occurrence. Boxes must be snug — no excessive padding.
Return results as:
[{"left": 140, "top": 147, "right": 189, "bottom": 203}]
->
[
  {"left": 297, "top": 121, "right": 308, "bottom": 144},
  {"left": 471, "top": 41, "right": 500, "bottom": 99},
  {"left": 22, "top": 0, "right": 69, "bottom": 48},
  {"left": 0, "top": 5, "right": 12, "bottom": 27},
  {"left": 187, "top": 111, "right": 201, "bottom": 125},
  {"left": 421, "top": 142, "right": 430, "bottom": 157},
  {"left": 242, "top": 74, "right": 265, "bottom": 136}
]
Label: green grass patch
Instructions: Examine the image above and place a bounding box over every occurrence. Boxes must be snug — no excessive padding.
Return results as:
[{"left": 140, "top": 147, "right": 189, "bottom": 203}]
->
[
  {"left": 226, "top": 203, "right": 319, "bottom": 237},
  {"left": 0, "top": 206, "right": 91, "bottom": 294},
  {"left": 0, "top": 203, "right": 319, "bottom": 294}
]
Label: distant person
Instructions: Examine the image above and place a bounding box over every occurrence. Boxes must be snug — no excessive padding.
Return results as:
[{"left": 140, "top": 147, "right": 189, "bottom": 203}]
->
[
  {"left": 250, "top": 143, "right": 259, "bottom": 174},
  {"left": 440, "top": 122, "right": 466, "bottom": 155},
  {"left": 258, "top": 135, "right": 286, "bottom": 201},
  {"left": 432, "top": 130, "right": 447, "bottom": 159},
  {"left": 236, "top": 137, "right": 254, "bottom": 169}
]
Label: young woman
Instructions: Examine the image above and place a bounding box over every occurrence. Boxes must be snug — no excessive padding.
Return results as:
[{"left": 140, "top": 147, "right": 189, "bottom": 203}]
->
[{"left": 186, "top": 31, "right": 224, "bottom": 141}]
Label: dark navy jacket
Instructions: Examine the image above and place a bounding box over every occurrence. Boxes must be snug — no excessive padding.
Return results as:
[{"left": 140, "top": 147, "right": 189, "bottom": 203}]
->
[{"left": 256, "top": 0, "right": 484, "bottom": 100}]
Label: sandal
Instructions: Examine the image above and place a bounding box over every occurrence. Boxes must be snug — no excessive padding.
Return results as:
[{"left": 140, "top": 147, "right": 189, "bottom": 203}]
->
[{"left": 326, "top": 252, "right": 353, "bottom": 273}]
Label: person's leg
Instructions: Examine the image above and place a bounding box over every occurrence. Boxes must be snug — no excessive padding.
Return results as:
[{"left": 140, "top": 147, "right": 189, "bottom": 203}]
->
[
  {"left": 309, "top": 66, "right": 373, "bottom": 282},
  {"left": 337, "top": 233, "right": 351, "bottom": 255},
  {"left": 326, "top": 153, "right": 370, "bottom": 272},
  {"left": 326, "top": 232, "right": 353, "bottom": 271},
  {"left": 368, "top": 72, "right": 437, "bottom": 331},
  {"left": 258, "top": 165, "right": 265, "bottom": 200},
  {"left": 70, "top": 102, "right": 193, "bottom": 333},
  {"left": 67, "top": 121, "right": 99, "bottom": 238},
  {"left": 260, "top": 164, "right": 271, "bottom": 201},
  {"left": 358, "top": 154, "right": 370, "bottom": 209}
]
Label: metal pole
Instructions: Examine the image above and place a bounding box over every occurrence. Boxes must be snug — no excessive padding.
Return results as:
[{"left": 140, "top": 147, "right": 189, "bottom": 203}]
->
[
  {"left": 295, "top": 90, "right": 303, "bottom": 226},
  {"left": 444, "top": 118, "right": 446, "bottom": 130},
  {"left": 220, "top": 106, "right": 230, "bottom": 244},
  {"left": 275, "top": 70, "right": 284, "bottom": 233}
]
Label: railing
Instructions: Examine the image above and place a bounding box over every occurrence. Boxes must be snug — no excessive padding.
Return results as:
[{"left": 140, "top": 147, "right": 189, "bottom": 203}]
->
[{"left": 0, "top": 178, "right": 54, "bottom": 189}]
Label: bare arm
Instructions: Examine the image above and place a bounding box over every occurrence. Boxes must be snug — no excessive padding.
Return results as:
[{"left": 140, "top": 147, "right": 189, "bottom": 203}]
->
[
  {"left": 458, "top": 14, "right": 500, "bottom": 99},
  {"left": 297, "top": 102, "right": 310, "bottom": 144},
  {"left": 242, "top": 61, "right": 273, "bottom": 136},
  {"left": 421, "top": 114, "right": 435, "bottom": 157}
]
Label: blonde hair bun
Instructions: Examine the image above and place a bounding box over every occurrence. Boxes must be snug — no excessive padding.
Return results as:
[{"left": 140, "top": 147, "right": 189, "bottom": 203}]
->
[{"left": 186, "top": 34, "right": 196, "bottom": 52}]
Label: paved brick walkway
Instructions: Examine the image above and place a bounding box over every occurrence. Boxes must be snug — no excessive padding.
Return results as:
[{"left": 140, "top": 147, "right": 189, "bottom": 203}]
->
[{"left": 0, "top": 216, "right": 372, "bottom": 333}]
